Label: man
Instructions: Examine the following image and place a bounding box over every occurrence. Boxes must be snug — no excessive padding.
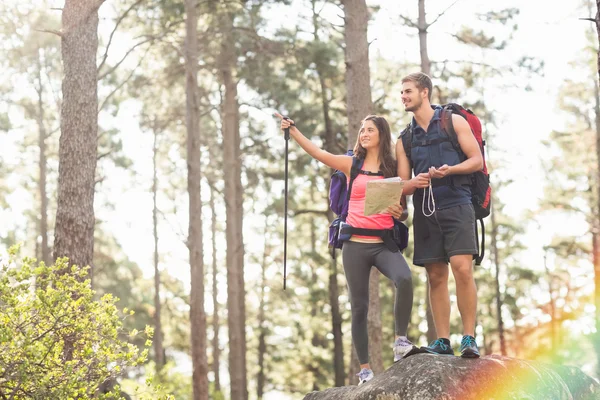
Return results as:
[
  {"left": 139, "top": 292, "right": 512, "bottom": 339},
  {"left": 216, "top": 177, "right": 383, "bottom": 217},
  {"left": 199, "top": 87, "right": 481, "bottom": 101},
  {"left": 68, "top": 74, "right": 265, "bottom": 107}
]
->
[{"left": 396, "top": 72, "right": 483, "bottom": 358}]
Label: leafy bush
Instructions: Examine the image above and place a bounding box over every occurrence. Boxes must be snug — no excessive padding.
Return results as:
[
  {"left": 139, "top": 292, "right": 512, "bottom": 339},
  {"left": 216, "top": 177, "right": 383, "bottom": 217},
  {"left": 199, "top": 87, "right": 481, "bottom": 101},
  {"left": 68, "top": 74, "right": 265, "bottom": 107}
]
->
[{"left": 0, "top": 246, "right": 172, "bottom": 399}]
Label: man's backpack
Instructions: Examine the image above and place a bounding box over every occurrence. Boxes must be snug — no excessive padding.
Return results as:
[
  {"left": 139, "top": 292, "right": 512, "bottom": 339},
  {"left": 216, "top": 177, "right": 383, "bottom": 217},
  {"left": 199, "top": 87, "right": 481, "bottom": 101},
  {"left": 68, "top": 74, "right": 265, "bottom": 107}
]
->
[
  {"left": 401, "top": 103, "right": 491, "bottom": 265},
  {"left": 328, "top": 151, "right": 408, "bottom": 258}
]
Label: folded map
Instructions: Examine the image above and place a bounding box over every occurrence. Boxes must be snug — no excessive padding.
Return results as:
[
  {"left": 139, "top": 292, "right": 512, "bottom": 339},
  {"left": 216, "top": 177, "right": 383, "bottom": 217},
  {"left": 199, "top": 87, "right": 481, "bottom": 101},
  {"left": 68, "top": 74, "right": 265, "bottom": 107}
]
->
[{"left": 364, "top": 177, "right": 404, "bottom": 216}]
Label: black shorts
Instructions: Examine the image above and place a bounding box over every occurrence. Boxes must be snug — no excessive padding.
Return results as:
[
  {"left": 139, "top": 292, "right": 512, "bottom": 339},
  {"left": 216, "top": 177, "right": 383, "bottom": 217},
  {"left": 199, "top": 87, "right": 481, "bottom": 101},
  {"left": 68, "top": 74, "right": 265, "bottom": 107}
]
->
[{"left": 413, "top": 203, "right": 478, "bottom": 267}]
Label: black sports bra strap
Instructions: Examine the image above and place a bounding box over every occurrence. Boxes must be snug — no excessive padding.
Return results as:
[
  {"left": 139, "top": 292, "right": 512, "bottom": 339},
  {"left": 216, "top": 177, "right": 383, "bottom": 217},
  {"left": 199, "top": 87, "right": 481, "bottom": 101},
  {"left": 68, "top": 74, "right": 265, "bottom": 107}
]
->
[{"left": 359, "top": 170, "right": 384, "bottom": 176}]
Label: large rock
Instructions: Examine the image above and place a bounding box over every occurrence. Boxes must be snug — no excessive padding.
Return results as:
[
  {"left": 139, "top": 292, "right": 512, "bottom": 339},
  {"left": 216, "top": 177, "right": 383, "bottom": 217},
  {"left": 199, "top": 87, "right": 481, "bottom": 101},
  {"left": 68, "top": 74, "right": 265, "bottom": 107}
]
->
[{"left": 303, "top": 354, "right": 600, "bottom": 400}]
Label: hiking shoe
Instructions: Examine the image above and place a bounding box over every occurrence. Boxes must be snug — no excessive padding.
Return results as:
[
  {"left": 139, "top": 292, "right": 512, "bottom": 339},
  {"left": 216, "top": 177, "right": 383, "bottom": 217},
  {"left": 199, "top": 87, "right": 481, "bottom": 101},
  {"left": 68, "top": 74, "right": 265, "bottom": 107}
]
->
[
  {"left": 423, "top": 338, "right": 454, "bottom": 356},
  {"left": 393, "top": 337, "right": 414, "bottom": 362},
  {"left": 356, "top": 368, "right": 374, "bottom": 385},
  {"left": 460, "top": 335, "right": 480, "bottom": 358}
]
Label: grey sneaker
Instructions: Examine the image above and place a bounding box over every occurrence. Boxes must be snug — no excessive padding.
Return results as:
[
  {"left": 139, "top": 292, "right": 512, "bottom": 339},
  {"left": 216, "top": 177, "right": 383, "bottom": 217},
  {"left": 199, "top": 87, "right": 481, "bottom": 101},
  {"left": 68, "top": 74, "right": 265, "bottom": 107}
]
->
[
  {"left": 423, "top": 338, "right": 455, "bottom": 356},
  {"left": 356, "top": 368, "right": 374, "bottom": 385},
  {"left": 393, "top": 337, "right": 414, "bottom": 362},
  {"left": 459, "top": 335, "right": 480, "bottom": 358}
]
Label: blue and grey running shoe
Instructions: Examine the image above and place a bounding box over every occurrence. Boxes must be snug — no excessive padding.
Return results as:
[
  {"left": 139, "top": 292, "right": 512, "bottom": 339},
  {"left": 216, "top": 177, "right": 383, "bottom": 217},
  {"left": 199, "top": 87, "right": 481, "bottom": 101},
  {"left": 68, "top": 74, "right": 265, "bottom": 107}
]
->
[
  {"left": 423, "top": 338, "right": 454, "bottom": 356},
  {"left": 460, "top": 335, "right": 480, "bottom": 358}
]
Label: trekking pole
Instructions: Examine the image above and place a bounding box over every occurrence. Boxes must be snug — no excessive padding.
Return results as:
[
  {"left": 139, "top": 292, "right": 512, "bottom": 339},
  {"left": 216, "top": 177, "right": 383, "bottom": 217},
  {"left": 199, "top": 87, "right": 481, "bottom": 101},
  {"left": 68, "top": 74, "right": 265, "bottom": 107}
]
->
[
  {"left": 283, "top": 118, "right": 290, "bottom": 290},
  {"left": 275, "top": 113, "right": 291, "bottom": 290}
]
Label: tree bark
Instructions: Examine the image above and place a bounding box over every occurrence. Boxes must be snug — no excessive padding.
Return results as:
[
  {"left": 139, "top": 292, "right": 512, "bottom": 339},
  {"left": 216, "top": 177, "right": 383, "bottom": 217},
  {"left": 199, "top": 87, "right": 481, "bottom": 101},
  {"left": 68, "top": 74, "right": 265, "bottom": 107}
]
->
[
  {"left": 425, "top": 284, "right": 436, "bottom": 344},
  {"left": 35, "top": 56, "right": 50, "bottom": 267},
  {"left": 367, "top": 271, "right": 383, "bottom": 374},
  {"left": 152, "top": 124, "right": 165, "bottom": 372},
  {"left": 491, "top": 195, "right": 506, "bottom": 355},
  {"left": 54, "top": 0, "right": 103, "bottom": 282},
  {"left": 596, "top": 1, "right": 600, "bottom": 83},
  {"left": 311, "top": 0, "right": 345, "bottom": 386},
  {"left": 418, "top": 0, "right": 431, "bottom": 76},
  {"left": 592, "top": 3, "right": 600, "bottom": 374},
  {"left": 309, "top": 183, "right": 322, "bottom": 391},
  {"left": 185, "top": 0, "right": 209, "bottom": 398},
  {"left": 257, "top": 222, "right": 268, "bottom": 399},
  {"left": 342, "top": 0, "right": 373, "bottom": 147},
  {"left": 220, "top": 9, "right": 248, "bottom": 400},
  {"left": 342, "top": 0, "right": 382, "bottom": 375},
  {"left": 209, "top": 182, "right": 221, "bottom": 394},
  {"left": 347, "top": 343, "right": 359, "bottom": 385},
  {"left": 329, "top": 256, "right": 345, "bottom": 386},
  {"left": 416, "top": 0, "right": 436, "bottom": 344}
]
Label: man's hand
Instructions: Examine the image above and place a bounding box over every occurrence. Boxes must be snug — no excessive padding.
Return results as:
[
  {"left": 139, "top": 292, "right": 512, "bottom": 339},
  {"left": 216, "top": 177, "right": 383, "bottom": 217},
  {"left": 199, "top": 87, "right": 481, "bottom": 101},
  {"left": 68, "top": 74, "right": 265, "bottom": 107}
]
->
[
  {"left": 386, "top": 203, "right": 404, "bottom": 219},
  {"left": 410, "top": 172, "right": 431, "bottom": 189},
  {"left": 429, "top": 164, "right": 451, "bottom": 179}
]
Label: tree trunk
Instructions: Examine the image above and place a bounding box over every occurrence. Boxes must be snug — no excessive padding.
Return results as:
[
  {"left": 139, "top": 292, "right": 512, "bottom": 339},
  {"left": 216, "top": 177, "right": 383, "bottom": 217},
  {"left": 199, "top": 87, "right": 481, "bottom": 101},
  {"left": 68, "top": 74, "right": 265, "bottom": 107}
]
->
[
  {"left": 593, "top": 230, "right": 600, "bottom": 377},
  {"left": 257, "top": 222, "right": 268, "bottom": 399},
  {"left": 592, "top": 4, "right": 600, "bottom": 374},
  {"left": 418, "top": 0, "right": 431, "bottom": 76},
  {"left": 185, "top": 0, "right": 209, "bottom": 398},
  {"left": 220, "top": 9, "right": 248, "bottom": 400},
  {"left": 425, "top": 284, "right": 436, "bottom": 344},
  {"left": 416, "top": 0, "right": 436, "bottom": 344},
  {"left": 54, "top": 0, "right": 103, "bottom": 282},
  {"left": 347, "top": 343, "right": 359, "bottom": 385},
  {"left": 309, "top": 196, "right": 322, "bottom": 391},
  {"left": 35, "top": 56, "right": 50, "bottom": 267},
  {"left": 342, "top": 0, "right": 382, "bottom": 374},
  {"left": 329, "top": 257, "right": 345, "bottom": 386},
  {"left": 209, "top": 183, "right": 222, "bottom": 394},
  {"left": 152, "top": 125, "right": 165, "bottom": 372},
  {"left": 490, "top": 195, "right": 506, "bottom": 355},
  {"left": 596, "top": 1, "right": 600, "bottom": 83},
  {"left": 342, "top": 0, "right": 373, "bottom": 147},
  {"left": 367, "top": 272, "right": 383, "bottom": 373},
  {"left": 311, "top": 0, "right": 345, "bottom": 386}
]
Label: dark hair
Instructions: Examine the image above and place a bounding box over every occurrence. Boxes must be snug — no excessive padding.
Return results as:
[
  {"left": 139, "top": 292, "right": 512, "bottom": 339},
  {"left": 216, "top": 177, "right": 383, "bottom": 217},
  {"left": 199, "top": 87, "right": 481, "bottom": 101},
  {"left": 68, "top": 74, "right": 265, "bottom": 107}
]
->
[
  {"left": 401, "top": 72, "right": 432, "bottom": 101},
  {"left": 353, "top": 115, "right": 397, "bottom": 178}
]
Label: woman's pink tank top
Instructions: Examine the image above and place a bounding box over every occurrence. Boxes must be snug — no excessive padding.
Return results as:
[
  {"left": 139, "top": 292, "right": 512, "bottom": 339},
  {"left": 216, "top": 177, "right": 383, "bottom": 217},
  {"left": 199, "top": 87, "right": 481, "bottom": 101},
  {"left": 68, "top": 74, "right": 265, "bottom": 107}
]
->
[{"left": 345, "top": 172, "right": 393, "bottom": 240}]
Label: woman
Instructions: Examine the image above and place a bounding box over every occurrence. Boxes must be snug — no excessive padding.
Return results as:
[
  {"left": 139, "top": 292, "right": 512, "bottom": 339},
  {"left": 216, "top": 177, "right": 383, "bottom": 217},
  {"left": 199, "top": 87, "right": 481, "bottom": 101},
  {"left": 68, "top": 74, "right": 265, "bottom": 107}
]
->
[{"left": 276, "top": 113, "right": 414, "bottom": 385}]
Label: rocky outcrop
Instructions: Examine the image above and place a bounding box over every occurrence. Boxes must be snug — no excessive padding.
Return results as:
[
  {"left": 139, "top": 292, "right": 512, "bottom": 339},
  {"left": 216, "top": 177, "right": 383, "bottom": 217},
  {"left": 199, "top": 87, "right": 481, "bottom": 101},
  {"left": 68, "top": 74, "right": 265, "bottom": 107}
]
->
[{"left": 303, "top": 354, "right": 599, "bottom": 400}]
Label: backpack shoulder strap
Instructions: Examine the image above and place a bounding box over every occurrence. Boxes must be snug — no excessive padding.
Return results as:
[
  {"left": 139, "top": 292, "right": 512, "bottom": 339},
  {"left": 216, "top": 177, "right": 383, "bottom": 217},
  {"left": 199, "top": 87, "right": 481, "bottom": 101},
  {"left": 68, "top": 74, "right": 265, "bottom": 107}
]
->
[
  {"left": 350, "top": 156, "right": 362, "bottom": 177},
  {"left": 440, "top": 105, "right": 465, "bottom": 158},
  {"left": 346, "top": 157, "right": 363, "bottom": 203},
  {"left": 399, "top": 123, "right": 413, "bottom": 167}
]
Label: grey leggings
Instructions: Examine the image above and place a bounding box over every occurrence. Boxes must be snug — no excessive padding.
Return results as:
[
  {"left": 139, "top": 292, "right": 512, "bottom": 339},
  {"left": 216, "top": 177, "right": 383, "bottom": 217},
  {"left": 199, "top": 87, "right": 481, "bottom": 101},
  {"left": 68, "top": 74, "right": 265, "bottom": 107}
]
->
[{"left": 342, "top": 240, "right": 413, "bottom": 365}]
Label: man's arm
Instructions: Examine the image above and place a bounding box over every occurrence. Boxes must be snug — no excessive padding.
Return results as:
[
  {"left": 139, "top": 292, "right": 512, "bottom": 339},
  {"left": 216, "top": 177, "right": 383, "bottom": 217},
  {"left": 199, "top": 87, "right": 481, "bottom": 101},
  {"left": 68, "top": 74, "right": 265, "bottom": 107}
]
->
[
  {"left": 429, "top": 114, "right": 483, "bottom": 178},
  {"left": 396, "top": 138, "right": 411, "bottom": 179},
  {"left": 449, "top": 114, "right": 483, "bottom": 174},
  {"left": 396, "top": 135, "right": 430, "bottom": 195}
]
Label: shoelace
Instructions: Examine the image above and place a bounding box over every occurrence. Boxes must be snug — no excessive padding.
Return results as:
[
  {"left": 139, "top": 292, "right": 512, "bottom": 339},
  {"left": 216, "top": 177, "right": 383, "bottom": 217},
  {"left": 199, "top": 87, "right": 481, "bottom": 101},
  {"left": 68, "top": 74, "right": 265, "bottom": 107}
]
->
[
  {"left": 461, "top": 336, "right": 476, "bottom": 348},
  {"left": 430, "top": 339, "right": 449, "bottom": 350},
  {"left": 356, "top": 368, "right": 371, "bottom": 380},
  {"left": 422, "top": 175, "right": 435, "bottom": 217}
]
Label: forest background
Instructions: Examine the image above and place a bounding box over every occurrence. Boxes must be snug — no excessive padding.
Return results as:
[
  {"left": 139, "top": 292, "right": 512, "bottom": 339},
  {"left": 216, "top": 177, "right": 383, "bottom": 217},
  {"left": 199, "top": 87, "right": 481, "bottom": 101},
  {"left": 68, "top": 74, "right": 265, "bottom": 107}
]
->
[{"left": 0, "top": 0, "right": 598, "bottom": 399}]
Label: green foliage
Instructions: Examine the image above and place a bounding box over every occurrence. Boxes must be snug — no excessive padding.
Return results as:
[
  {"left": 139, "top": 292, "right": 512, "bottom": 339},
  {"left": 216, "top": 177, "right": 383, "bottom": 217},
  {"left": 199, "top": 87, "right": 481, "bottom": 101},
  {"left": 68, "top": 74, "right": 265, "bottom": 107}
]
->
[
  {"left": 0, "top": 112, "right": 10, "bottom": 131},
  {"left": 0, "top": 245, "right": 172, "bottom": 400},
  {"left": 121, "top": 361, "right": 191, "bottom": 399}
]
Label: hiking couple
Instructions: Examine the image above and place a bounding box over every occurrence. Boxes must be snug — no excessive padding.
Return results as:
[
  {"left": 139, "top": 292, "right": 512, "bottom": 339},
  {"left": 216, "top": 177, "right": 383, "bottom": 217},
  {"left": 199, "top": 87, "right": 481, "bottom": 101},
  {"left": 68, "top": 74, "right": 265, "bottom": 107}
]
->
[{"left": 276, "top": 72, "right": 484, "bottom": 385}]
